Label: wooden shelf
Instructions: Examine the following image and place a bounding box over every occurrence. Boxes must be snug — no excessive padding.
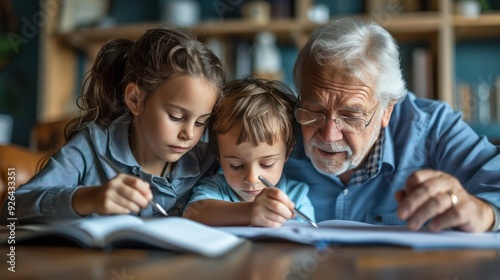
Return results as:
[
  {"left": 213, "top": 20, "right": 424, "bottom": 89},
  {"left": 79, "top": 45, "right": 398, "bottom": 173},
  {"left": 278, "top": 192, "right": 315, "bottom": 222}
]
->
[
  {"left": 300, "top": 13, "right": 442, "bottom": 43},
  {"left": 58, "top": 12, "right": 446, "bottom": 54},
  {"left": 58, "top": 19, "right": 304, "bottom": 53},
  {"left": 302, "top": 12, "right": 442, "bottom": 33},
  {"left": 453, "top": 13, "right": 500, "bottom": 27},
  {"left": 453, "top": 13, "right": 500, "bottom": 39},
  {"left": 39, "top": 0, "right": 500, "bottom": 124},
  {"left": 192, "top": 19, "right": 301, "bottom": 36},
  {"left": 378, "top": 12, "right": 442, "bottom": 33}
]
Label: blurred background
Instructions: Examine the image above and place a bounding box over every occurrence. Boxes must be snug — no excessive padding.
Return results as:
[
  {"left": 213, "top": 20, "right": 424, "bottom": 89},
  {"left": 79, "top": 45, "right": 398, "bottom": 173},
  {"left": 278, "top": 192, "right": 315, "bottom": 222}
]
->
[{"left": 1, "top": 0, "right": 500, "bottom": 149}]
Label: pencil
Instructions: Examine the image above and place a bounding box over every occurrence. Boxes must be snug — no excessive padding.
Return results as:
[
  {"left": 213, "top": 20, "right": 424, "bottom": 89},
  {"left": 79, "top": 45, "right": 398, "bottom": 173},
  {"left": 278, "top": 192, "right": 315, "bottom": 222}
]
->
[{"left": 258, "top": 175, "right": 318, "bottom": 228}]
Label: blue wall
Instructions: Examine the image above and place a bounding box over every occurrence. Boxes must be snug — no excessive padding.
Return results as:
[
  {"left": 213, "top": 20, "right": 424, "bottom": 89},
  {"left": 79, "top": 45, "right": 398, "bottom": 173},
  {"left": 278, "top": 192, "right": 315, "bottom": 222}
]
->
[
  {"left": 0, "top": 0, "right": 39, "bottom": 146},
  {"left": 455, "top": 39, "right": 500, "bottom": 85}
]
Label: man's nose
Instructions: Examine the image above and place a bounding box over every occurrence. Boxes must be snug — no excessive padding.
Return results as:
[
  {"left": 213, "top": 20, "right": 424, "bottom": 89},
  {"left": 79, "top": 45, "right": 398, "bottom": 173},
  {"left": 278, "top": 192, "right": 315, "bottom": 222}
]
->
[{"left": 319, "top": 119, "right": 344, "bottom": 142}]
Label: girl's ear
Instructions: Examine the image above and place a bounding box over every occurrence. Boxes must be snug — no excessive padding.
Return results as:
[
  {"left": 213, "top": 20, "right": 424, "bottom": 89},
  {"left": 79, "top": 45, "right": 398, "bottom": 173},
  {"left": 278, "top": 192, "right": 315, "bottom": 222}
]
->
[{"left": 124, "top": 83, "right": 145, "bottom": 116}]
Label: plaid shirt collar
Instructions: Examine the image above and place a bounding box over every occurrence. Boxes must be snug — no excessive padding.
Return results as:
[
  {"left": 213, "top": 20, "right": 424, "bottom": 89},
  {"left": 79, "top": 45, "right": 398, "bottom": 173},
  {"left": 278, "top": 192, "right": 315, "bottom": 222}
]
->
[{"left": 348, "top": 129, "right": 385, "bottom": 185}]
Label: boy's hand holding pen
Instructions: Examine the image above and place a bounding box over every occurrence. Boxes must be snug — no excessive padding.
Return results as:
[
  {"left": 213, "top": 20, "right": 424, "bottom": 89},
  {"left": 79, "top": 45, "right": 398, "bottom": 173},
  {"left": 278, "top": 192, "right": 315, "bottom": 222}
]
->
[
  {"left": 72, "top": 155, "right": 168, "bottom": 216},
  {"left": 250, "top": 187, "right": 297, "bottom": 228},
  {"left": 259, "top": 176, "right": 318, "bottom": 228}
]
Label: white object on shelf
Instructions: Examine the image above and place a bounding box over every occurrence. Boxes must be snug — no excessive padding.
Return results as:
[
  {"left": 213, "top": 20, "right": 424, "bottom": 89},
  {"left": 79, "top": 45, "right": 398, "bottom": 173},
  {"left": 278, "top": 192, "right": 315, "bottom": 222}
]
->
[
  {"left": 160, "top": 0, "right": 200, "bottom": 26},
  {"left": 455, "top": 0, "right": 481, "bottom": 18},
  {"left": 58, "top": 0, "right": 109, "bottom": 32},
  {"left": 307, "top": 3, "right": 330, "bottom": 24},
  {"left": 253, "top": 32, "right": 281, "bottom": 74}
]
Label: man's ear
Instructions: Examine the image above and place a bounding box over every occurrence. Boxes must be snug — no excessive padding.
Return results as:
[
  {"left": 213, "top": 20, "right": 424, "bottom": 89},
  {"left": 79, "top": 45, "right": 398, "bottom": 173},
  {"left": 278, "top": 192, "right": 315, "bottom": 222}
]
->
[
  {"left": 124, "top": 83, "right": 145, "bottom": 116},
  {"left": 381, "top": 103, "right": 395, "bottom": 128}
]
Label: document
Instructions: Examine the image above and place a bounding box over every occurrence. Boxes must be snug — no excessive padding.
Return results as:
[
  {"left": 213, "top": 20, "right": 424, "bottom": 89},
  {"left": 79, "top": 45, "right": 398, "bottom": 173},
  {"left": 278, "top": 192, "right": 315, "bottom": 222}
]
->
[
  {"left": 219, "top": 220, "right": 500, "bottom": 249},
  {"left": 11, "top": 216, "right": 244, "bottom": 257}
]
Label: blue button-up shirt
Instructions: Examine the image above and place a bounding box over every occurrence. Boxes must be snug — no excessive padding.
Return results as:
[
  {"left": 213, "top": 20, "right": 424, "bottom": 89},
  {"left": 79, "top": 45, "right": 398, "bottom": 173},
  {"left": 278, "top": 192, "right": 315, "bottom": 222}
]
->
[
  {"left": 2, "top": 115, "right": 218, "bottom": 224},
  {"left": 284, "top": 93, "right": 500, "bottom": 226}
]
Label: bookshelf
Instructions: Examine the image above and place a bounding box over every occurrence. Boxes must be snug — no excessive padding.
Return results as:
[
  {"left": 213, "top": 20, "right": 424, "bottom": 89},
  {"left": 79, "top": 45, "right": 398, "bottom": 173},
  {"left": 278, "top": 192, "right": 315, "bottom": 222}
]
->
[{"left": 39, "top": 0, "right": 500, "bottom": 142}]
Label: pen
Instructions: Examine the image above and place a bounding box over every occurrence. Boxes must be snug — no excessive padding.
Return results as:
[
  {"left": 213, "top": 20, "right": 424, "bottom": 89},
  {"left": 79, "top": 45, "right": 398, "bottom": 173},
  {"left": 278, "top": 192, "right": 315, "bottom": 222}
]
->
[
  {"left": 258, "top": 175, "right": 318, "bottom": 228},
  {"left": 98, "top": 154, "right": 169, "bottom": 217}
]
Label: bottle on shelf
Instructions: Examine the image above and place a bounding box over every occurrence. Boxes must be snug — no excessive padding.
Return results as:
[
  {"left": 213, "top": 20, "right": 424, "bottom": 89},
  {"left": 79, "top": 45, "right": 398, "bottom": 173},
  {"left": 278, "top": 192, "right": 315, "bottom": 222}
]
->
[{"left": 252, "top": 31, "right": 282, "bottom": 81}]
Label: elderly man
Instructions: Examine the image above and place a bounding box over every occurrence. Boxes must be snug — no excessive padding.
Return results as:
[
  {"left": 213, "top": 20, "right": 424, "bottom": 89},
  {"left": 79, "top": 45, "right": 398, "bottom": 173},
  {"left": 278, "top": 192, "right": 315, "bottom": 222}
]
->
[{"left": 284, "top": 17, "right": 500, "bottom": 232}]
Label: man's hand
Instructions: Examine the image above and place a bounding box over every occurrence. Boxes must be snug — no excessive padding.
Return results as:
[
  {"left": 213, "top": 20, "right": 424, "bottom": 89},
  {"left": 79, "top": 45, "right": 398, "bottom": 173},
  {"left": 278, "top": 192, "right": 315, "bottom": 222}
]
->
[
  {"left": 250, "top": 188, "right": 295, "bottom": 227},
  {"left": 396, "top": 169, "right": 494, "bottom": 232}
]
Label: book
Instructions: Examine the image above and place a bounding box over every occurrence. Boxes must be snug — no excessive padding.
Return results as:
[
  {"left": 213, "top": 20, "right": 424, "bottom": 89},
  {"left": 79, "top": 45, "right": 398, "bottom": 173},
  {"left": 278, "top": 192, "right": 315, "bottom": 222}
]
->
[
  {"left": 457, "top": 81, "right": 473, "bottom": 122},
  {"left": 495, "top": 75, "right": 500, "bottom": 122},
  {"left": 412, "top": 48, "right": 433, "bottom": 99},
  {"left": 219, "top": 220, "right": 500, "bottom": 250},
  {"left": 476, "top": 81, "right": 491, "bottom": 124},
  {"left": 235, "top": 40, "right": 252, "bottom": 79},
  {"left": 8, "top": 216, "right": 244, "bottom": 257}
]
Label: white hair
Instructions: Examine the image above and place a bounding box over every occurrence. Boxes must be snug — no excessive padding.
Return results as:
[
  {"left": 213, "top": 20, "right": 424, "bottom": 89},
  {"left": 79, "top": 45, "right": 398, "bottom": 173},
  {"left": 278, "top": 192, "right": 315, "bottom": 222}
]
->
[{"left": 293, "top": 17, "right": 407, "bottom": 107}]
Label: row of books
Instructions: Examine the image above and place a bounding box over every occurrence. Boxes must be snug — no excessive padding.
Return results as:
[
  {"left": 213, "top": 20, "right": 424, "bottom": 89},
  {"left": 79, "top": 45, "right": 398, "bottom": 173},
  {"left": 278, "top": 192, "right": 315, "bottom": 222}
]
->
[
  {"left": 455, "top": 77, "right": 500, "bottom": 124},
  {"left": 410, "top": 48, "right": 500, "bottom": 124}
]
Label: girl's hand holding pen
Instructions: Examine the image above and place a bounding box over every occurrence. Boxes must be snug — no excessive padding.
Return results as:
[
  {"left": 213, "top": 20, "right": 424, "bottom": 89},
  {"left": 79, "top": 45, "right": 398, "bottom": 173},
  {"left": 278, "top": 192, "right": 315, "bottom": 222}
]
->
[
  {"left": 73, "top": 174, "right": 153, "bottom": 216},
  {"left": 250, "top": 188, "right": 295, "bottom": 228}
]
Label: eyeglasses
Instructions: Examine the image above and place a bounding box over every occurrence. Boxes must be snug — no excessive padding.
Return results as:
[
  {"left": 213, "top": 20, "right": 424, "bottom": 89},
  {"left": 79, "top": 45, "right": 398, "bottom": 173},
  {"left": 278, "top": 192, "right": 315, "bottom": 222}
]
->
[{"left": 295, "top": 106, "right": 379, "bottom": 134}]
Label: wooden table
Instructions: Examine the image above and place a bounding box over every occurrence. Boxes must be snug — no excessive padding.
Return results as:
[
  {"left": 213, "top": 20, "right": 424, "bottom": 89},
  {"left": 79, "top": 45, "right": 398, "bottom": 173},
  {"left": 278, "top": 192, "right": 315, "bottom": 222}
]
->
[{"left": 1, "top": 242, "right": 499, "bottom": 279}]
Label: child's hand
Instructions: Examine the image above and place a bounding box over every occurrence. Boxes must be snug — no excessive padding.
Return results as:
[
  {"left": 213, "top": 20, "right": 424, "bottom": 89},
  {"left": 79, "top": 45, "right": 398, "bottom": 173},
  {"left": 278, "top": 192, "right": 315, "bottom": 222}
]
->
[
  {"left": 250, "top": 188, "right": 295, "bottom": 227},
  {"left": 73, "top": 174, "right": 153, "bottom": 216}
]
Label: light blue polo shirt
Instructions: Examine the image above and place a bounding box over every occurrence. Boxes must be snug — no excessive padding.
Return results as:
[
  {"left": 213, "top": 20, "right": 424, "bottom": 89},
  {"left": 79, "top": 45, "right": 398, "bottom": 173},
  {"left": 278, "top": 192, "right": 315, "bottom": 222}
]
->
[{"left": 189, "top": 173, "right": 316, "bottom": 223}]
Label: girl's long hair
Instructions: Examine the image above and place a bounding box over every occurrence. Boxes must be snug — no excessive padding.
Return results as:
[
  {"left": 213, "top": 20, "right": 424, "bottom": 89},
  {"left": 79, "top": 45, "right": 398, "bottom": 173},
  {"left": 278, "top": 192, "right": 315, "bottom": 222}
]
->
[{"left": 65, "top": 28, "right": 226, "bottom": 140}]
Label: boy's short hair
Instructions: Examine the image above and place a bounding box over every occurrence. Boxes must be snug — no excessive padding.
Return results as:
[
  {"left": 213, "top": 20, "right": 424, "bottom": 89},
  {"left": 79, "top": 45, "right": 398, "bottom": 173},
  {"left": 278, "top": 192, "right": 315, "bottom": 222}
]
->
[{"left": 210, "top": 76, "right": 297, "bottom": 158}]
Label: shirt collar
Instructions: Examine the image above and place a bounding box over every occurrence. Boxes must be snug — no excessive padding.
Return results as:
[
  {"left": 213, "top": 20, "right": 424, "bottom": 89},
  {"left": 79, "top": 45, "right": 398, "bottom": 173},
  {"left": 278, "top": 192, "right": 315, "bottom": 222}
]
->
[
  {"left": 109, "top": 115, "right": 137, "bottom": 166},
  {"left": 107, "top": 115, "right": 203, "bottom": 178},
  {"left": 348, "top": 126, "right": 396, "bottom": 185},
  {"left": 381, "top": 125, "right": 395, "bottom": 173},
  {"left": 349, "top": 129, "right": 385, "bottom": 185}
]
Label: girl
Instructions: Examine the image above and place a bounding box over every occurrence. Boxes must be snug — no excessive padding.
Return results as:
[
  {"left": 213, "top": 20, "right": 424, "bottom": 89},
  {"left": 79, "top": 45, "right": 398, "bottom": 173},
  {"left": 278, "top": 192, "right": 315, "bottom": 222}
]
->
[
  {"left": 2, "top": 28, "right": 225, "bottom": 223},
  {"left": 184, "top": 77, "right": 315, "bottom": 227}
]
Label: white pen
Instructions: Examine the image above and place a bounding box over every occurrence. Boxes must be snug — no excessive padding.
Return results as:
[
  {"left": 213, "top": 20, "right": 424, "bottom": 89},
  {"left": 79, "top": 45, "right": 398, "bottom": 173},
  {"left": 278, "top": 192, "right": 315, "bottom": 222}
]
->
[
  {"left": 258, "top": 175, "right": 318, "bottom": 228},
  {"left": 98, "top": 154, "right": 168, "bottom": 217}
]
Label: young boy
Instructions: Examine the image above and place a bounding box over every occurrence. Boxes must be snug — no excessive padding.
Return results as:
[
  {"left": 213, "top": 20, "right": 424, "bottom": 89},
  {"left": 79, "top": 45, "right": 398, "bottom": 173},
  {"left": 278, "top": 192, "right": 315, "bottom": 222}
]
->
[{"left": 183, "top": 77, "right": 315, "bottom": 227}]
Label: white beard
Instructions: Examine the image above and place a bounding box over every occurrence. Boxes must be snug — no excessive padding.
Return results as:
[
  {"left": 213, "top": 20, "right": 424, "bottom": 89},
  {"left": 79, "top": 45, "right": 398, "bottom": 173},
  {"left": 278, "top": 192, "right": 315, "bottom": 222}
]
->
[{"left": 304, "top": 127, "right": 381, "bottom": 176}]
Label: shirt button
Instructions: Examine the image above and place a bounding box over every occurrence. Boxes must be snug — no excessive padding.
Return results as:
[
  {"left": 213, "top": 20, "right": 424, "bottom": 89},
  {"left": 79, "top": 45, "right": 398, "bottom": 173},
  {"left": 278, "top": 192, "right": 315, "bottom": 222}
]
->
[
  {"left": 343, "top": 189, "right": 348, "bottom": 195},
  {"left": 132, "top": 166, "right": 140, "bottom": 175}
]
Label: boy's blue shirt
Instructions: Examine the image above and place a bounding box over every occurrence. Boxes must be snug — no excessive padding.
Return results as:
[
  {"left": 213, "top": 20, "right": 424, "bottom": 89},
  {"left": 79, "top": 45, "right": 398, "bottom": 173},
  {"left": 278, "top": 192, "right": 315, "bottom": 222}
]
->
[
  {"left": 189, "top": 173, "right": 316, "bottom": 223},
  {"left": 1, "top": 115, "right": 218, "bottom": 224},
  {"left": 284, "top": 92, "right": 500, "bottom": 226}
]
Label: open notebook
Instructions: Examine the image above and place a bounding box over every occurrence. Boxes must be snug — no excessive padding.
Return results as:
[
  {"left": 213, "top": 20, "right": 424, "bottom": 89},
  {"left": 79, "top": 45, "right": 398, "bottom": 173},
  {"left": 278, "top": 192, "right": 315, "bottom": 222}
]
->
[
  {"left": 219, "top": 220, "right": 500, "bottom": 249},
  {"left": 10, "top": 216, "right": 244, "bottom": 257}
]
